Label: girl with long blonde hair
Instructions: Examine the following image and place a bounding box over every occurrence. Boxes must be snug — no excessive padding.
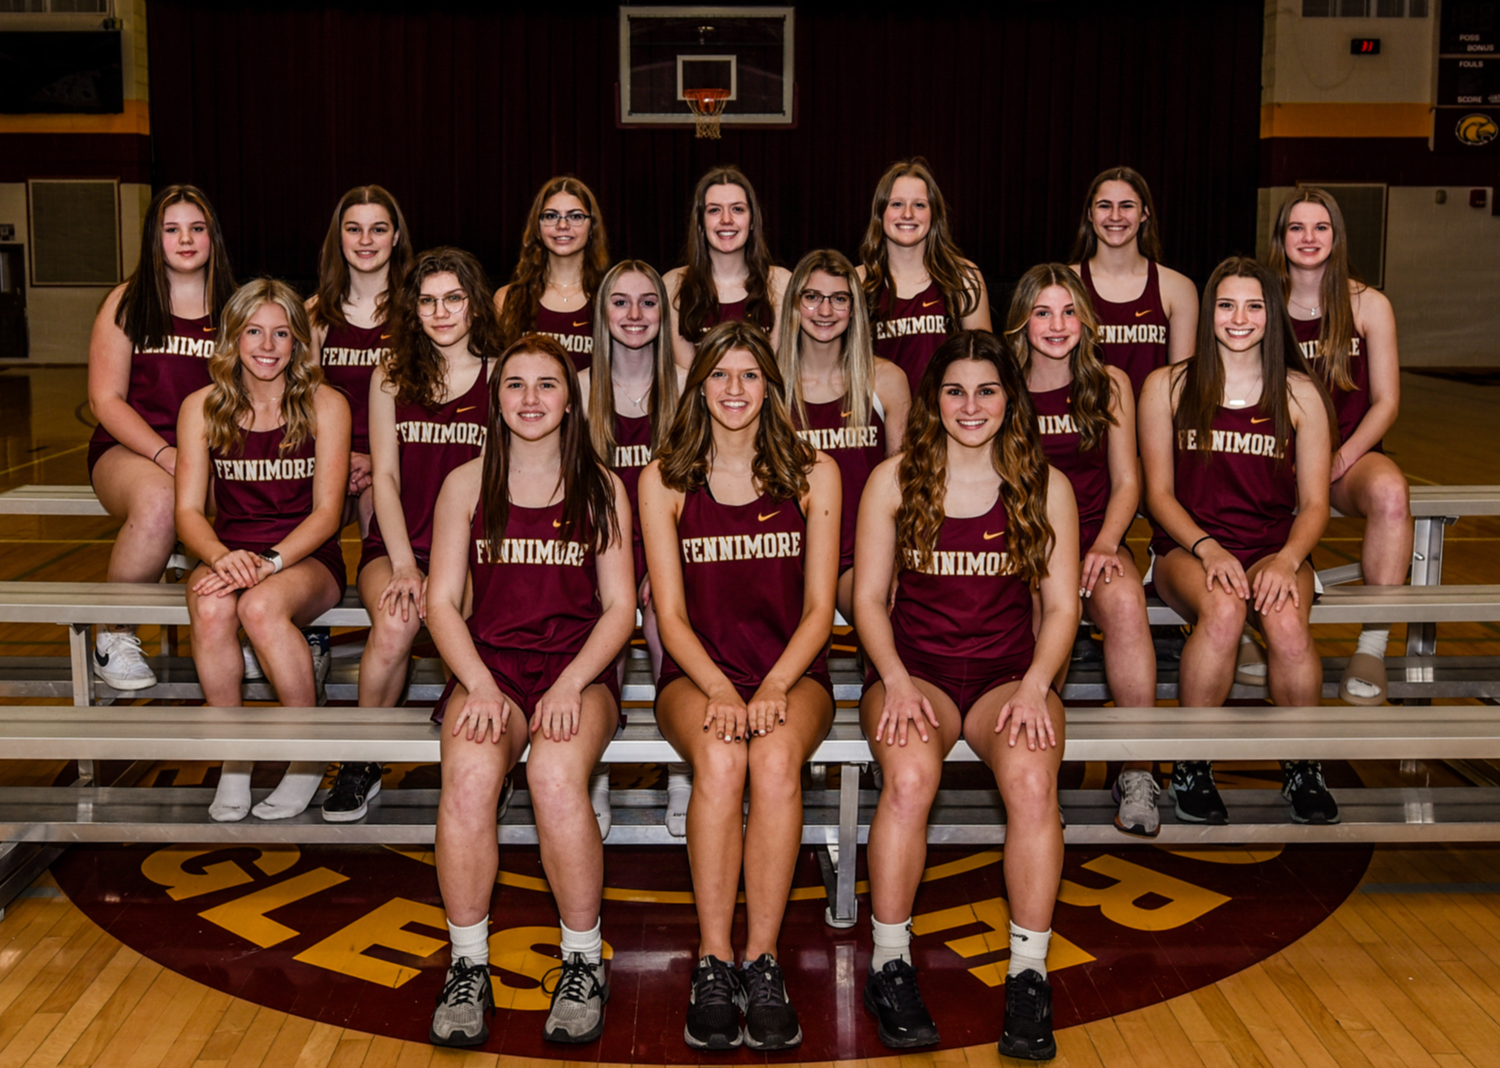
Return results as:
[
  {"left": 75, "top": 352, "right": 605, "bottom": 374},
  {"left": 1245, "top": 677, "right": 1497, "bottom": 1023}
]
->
[{"left": 174, "top": 279, "right": 350, "bottom": 823}]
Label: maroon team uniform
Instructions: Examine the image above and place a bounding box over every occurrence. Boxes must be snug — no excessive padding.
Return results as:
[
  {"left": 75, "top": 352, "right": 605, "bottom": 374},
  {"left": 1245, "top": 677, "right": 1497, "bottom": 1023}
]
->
[
  {"left": 319, "top": 320, "right": 389, "bottom": 456},
  {"left": 87, "top": 314, "right": 216, "bottom": 479},
  {"left": 872, "top": 281, "right": 950, "bottom": 394},
  {"left": 795, "top": 398, "right": 884, "bottom": 573},
  {"left": 1080, "top": 260, "right": 1170, "bottom": 400},
  {"left": 209, "top": 425, "right": 346, "bottom": 590},
  {"left": 1149, "top": 405, "right": 1297, "bottom": 570},
  {"left": 1292, "top": 317, "right": 1375, "bottom": 452},
  {"left": 358, "top": 364, "right": 488, "bottom": 575},
  {"left": 534, "top": 304, "right": 593, "bottom": 373},
  {"left": 872, "top": 495, "right": 1036, "bottom": 716},
  {"left": 433, "top": 498, "right": 619, "bottom": 723},
  {"left": 1032, "top": 385, "right": 1110, "bottom": 554},
  {"left": 657, "top": 487, "right": 832, "bottom": 702},
  {"left": 613, "top": 412, "right": 654, "bottom": 582}
]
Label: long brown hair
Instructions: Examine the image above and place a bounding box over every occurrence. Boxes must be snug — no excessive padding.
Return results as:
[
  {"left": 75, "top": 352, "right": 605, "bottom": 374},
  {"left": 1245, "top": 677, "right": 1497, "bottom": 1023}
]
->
[
  {"left": 676, "top": 166, "right": 777, "bottom": 342},
  {"left": 896, "top": 331, "right": 1053, "bottom": 583},
  {"left": 1003, "top": 263, "right": 1117, "bottom": 452},
  {"left": 655, "top": 320, "right": 815, "bottom": 502},
  {"left": 116, "top": 184, "right": 236, "bottom": 348},
  {"left": 1174, "top": 257, "right": 1337, "bottom": 467},
  {"left": 1266, "top": 186, "right": 1361, "bottom": 391},
  {"left": 496, "top": 176, "right": 611, "bottom": 349},
  {"left": 1067, "top": 166, "right": 1166, "bottom": 264},
  {"left": 776, "top": 249, "right": 877, "bottom": 434},
  {"left": 587, "top": 260, "right": 680, "bottom": 467},
  {"left": 310, "top": 185, "right": 413, "bottom": 331},
  {"left": 479, "top": 335, "right": 620, "bottom": 557},
  {"left": 203, "top": 279, "right": 323, "bottom": 456},
  {"left": 858, "top": 158, "right": 981, "bottom": 324},
  {"left": 384, "top": 247, "right": 500, "bottom": 411}
]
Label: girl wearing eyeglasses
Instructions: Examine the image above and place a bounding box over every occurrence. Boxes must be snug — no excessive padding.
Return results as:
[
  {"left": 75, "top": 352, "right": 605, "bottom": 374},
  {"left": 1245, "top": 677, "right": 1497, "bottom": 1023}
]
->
[
  {"left": 776, "top": 249, "right": 909, "bottom": 621},
  {"left": 356, "top": 249, "right": 500, "bottom": 775},
  {"left": 495, "top": 177, "right": 610, "bottom": 371}
]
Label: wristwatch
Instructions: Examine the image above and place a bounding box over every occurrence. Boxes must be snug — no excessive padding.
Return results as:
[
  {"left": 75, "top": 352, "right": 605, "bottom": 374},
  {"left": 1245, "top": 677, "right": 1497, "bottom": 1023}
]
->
[{"left": 259, "top": 549, "right": 284, "bottom": 574}]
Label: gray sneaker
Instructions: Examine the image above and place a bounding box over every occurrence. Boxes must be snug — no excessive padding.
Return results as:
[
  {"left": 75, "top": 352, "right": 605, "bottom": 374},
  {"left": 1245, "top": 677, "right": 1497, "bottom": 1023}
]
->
[
  {"left": 542, "top": 952, "right": 609, "bottom": 1043},
  {"left": 429, "top": 957, "right": 493, "bottom": 1047},
  {"left": 1112, "top": 770, "right": 1162, "bottom": 838}
]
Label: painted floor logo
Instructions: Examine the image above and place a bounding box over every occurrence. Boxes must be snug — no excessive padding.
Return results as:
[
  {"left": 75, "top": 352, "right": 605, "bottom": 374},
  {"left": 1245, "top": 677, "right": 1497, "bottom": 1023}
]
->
[{"left": 52, "top": 832, "right": 1370, "bottom": 1062}]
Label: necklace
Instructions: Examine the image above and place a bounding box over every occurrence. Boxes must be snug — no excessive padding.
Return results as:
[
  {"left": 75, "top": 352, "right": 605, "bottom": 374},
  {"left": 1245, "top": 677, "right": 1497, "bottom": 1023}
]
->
[
  {"left": 1290, "top": 296, "right": 1320, "bottom": 316},
  {"left": 617, "top": 380, "right": 651, "bottom": 413},
  {"left": 550, "top": 279, "right": 582, "bottom": 307}
]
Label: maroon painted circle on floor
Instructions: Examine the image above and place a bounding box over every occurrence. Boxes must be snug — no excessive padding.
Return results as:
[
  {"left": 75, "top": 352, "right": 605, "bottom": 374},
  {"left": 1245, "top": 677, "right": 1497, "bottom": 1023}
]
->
[{"left": 52, "top": 806, "right": 1370, "bottom": 1061}]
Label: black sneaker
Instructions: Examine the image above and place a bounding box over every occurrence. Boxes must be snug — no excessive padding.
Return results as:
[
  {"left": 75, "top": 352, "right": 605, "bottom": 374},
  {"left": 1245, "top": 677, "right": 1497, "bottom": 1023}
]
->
[
  {"left": 741, "top": 953, "right": 802, "bottom": 1051},
  {"left": 1170, "top": 761, "right": 1229, "bottom": 824},
  {"left": 1282, "top": 761, "right": 1341, "bottom": 824},
  {"left": 1070, "top": 625, "right": 1103, "bottom": 665},
  {"left": 321, "top": 762, "right": 383, "bottom": 823},
  {"left": 429, "top": 957, "right": 494, "bottom": 1047},
  {"left": 684, "top": 955, "right": 742, "bottom": 1050},
  {"left": 863, "top": 959, "right": 939, "bottom": 1048},
  {"left": 999, "top": 968, "right": 1056, "bottom": 1061}
]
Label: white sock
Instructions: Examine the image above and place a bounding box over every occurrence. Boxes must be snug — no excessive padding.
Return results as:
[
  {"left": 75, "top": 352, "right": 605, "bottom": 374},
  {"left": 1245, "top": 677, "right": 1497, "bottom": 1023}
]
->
[
  {"left": 251, "top": 761, "right": 326, "bottom": 820},
  {"left": 449, "top": 916, "right": 490, "bottom": 967},
  {"left": 590, "top": 764, "right": 612, "bottom": 838},
  {"left": 209, "top": 761, "right": 254, "bottom": 822},
  {"left": 871, "top": 915, "right": 913, "bottom": 970},
  {"left": 1355, "top": 626, "right": 1390, "bottom": 659},
  {"left": 665, "top": 762, "right": 692, "bottom": 837},
  {"left": 1007, "top": 921, "right": 1051, "bottom": 979},
  {"left": 559, "top": 917, "right": 603, "bottom": 965}
]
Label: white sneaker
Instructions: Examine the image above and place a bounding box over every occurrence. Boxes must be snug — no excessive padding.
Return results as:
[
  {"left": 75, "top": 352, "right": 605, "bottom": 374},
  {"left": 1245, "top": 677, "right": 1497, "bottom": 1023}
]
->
[
  {"left": 93, "top": 629, "right": 156, "bottom": 691},
  {"left": 590, "top": 764, "right": 612, "bottom": 839},
  {"left": 665, "top": 762, "right": 692, "bottom": 837},
  {"left": 241, "top": 634, "right": 264, "bottom": 680}
]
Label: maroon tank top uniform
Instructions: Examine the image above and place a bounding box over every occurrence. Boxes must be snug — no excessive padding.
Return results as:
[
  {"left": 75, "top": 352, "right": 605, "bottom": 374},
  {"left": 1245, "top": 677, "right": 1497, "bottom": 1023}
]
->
[
  {"left": 613, "top": 412, "right": 654, "bottom": 582},
  {"left": 210, "top": 425, "right": 346, "bottom": 591},
  {"left": 433, "top": 498, "right": 620, "bottom": 723},
  {"left": 872, "top": 281, "right": 950, "bottom": 394},
  {"left": 1292, "top": 316, "right": 1376, "bottom": 453},
  {"left": 358, "top": 362, "right": 488, "bottom": 575},
  {"left": 796, "top": 398, "right": 884, "bottom": 573},
  {"left": 874, "top": 494, "right": 1036, "bottom": 717},
  {"left": 657, "top": 487, "right": 831, "bottom": 702},
  {"left": 1149, "top": 405, "right": 1297, "bottom": 570},
  {"left": 1080, "top": 260, "right": 1169, "bottom": 400},
  {"left": 1032, "top": 384, "right": 1110, "bottom": 553},
  {"left": 87, "top": 313, "right": 216, "bottom": 479},
  {"left": 534, "top": 304, "right": 593, "bottom": 373},
  {"left": 319, "top": 319, "right": 389, "bottom": 455}
]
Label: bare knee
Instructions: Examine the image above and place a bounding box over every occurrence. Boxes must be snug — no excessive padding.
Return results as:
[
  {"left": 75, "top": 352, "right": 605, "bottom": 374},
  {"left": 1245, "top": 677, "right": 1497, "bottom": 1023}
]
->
[
  {"left": 366, "top": 610, "right": 421, "bottom": 660},
  {"left": 748, "top": 743, "right": 804, "bottom": 800},
  {"left": 1367, "top": 473, "right": 1411, "bottom": 526},
  {"left": 441, "top": 754, "right": 506, "bottom": 823},
  {"left": 1260, "top": 610, "right": 1314, "bottom": 660},
  {"left": 876, "top": 755, "right": 941, "bottom": 818},
  {"left": 690, "top": 744, "right": 748, "bottom": 801},
  {"left": 998, "top": 761, "right": 1058, "bottom": 823},
  {"left": 237, "top": 588, "right": 290, "bottom": 638},
  {"left": 1193, "top": 595, "right": 1247, "bottom": 650}
]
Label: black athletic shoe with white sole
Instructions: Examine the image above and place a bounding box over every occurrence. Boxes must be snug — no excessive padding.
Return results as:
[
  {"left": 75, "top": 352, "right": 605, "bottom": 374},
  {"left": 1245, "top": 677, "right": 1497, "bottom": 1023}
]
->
[
  {"left": 684, "top": 955, "right": 742, "bottom": 1050},
  {"left": 999, "top": 968, "right": 1057, "bottom": 1061},
  {"left": 863, "top": 959, "right": 939, "bottom": 1048},
  {"left": 321, "top": 762, "right": 383, "bottom": 822},
  {"left": 741, "top": 953, "right": 801, "bottom": 1050},
  {"left": 1170, "top": 760, "right": 1229, "bottom": 824},
  {"left": 1282, "top": 760, "right": 1341, "bottom": 824}
]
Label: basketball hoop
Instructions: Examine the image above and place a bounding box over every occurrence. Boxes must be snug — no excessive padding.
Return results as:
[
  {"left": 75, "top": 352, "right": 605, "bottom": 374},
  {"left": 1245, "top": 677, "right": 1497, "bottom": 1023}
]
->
[{"left": 683, "top": 88, "right": 730, "bottom": 139}]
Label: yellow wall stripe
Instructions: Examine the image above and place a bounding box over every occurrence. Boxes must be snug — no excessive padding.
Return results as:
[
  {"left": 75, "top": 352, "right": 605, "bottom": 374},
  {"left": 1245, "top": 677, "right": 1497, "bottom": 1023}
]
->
[
  {"left": 0, "top": 98, "right": 149, "bottom": 136},
  {"left": 1261, "top": 102, "right": 1433, "bottom": 139}
]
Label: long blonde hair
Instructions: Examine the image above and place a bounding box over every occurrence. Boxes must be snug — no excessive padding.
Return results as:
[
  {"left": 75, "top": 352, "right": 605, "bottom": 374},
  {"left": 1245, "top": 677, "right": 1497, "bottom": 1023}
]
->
[
  {"left": 775, "top": 249, "right": 876, "bottom": 434},
  {"left": 203, "top": 279, "right": 323, "bottom": 455},
  {"left": 586, "top": 260, "right": 680, "bottom": 467},
  {"left": 1266, "top": 187, "right": 1362, "bottom": 391}
]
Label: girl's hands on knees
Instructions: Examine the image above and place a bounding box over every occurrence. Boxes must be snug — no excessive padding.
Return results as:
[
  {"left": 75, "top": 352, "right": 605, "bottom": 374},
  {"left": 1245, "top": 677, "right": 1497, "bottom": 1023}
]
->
[
  {"left": 995, "top": 678, "right": 1057, "bottom": 751},
  {"left": 378, "top": 566, "right": 426, "bottom": 622},
  {"left": 347, "top": 452, "right": 373, "bottom": 496},
  {"left": 1081, "top": 542, "right": 1125, "bottom": 597},
  {"left": 1198, "top": 541, "right": 1250, "bottom": 599},
  {"left": 1252, "top": 554, "right": 1303, "bottom": 614},
  {"left": 747, "top": 683, "right": 788, "bottom": 737},
  {"left": 199, "top": 549, "right": 266, "bottom": 596},
  {"left": 531, "top": 680, "right": 583, "bottom": 742},
  {"left": 703, "top": 686, "right": 748, "bottom": 743},
  {"left": 452, "top": 686, "right": 514, "bottom": 743},
  {"left": 874, "top": 677, "right": 939, "bottom": 746}
]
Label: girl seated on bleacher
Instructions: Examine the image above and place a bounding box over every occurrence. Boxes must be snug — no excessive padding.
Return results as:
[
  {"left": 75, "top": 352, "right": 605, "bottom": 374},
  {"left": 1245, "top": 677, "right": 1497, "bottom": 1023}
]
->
[
  {"left": 424, "top": 335, "right": 634, "bottom": 1048},
  {"left": 853, "top": 330, "right": 1078, "bottom": 1059},
  {"left": 1139, "top": 257, "right": 1339, "bottom": 826},
  {"left": 174, "top": 279, "right": 350, "bottom": 822}
]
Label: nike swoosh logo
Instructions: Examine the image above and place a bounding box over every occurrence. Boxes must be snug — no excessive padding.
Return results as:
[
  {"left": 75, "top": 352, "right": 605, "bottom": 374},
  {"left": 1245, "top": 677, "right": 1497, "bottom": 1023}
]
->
[
  {"left": 202, "top": 327, "right": 216, "bottom": 333},
  {"left": 572, "top": 321, "right": 589, "bottom": 327},
  {"left": 380, "top": 333, "right": 392, "bottom": 340},
  {"left": 456, "top": 406, "right": 477, "bottom": 414},
  {"left": 552, "top": 519, "right": 562, "bottom": 528},
  {"left": 840, "top": 410, "right": 854, "bottom": 418},
  {"left": 1135, "top": 309, "right": 1152, "bottom": 318},
  {"left": 758, "top": 511, "right": 780, "bottom": 522},
  {"left": 983, "top": 531, "right": 1003, "bottom": 541},
  {"left": 921, "top": 300, "right": 940, "bottom": 308},
  {"left": 1251, "top": 416, "right": 1270, "bottom": 424}
]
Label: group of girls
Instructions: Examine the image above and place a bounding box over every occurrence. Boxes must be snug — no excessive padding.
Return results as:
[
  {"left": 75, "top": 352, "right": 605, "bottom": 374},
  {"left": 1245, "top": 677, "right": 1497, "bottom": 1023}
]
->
[{"left": 84, "top": 158, "right": 1408, "bottom": 1062}]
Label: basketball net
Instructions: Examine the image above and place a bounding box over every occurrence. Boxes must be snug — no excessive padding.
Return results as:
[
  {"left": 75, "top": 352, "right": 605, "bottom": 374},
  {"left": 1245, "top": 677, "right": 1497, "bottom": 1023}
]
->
[{"left": 684, "top": 88, "right": 730, "bottom": 139}]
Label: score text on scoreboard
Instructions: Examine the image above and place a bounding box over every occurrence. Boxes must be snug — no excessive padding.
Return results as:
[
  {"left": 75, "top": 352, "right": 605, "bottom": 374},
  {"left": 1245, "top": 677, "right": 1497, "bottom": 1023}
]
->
[{"left": 1350, "top": 38, "right": 1380, "bottom": 55}]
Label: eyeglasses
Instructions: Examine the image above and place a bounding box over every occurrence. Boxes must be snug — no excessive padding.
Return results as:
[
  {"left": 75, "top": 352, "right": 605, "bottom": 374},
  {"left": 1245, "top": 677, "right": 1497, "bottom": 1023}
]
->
[
  {"left": 417, "top": 293, "right": 468, "bottom": 315},
  {"left": 540, "top": 210, "right": 592, "bottom": 227},
  {"left": 799, "top": 290, "right": 852, "bottom": 311}
]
